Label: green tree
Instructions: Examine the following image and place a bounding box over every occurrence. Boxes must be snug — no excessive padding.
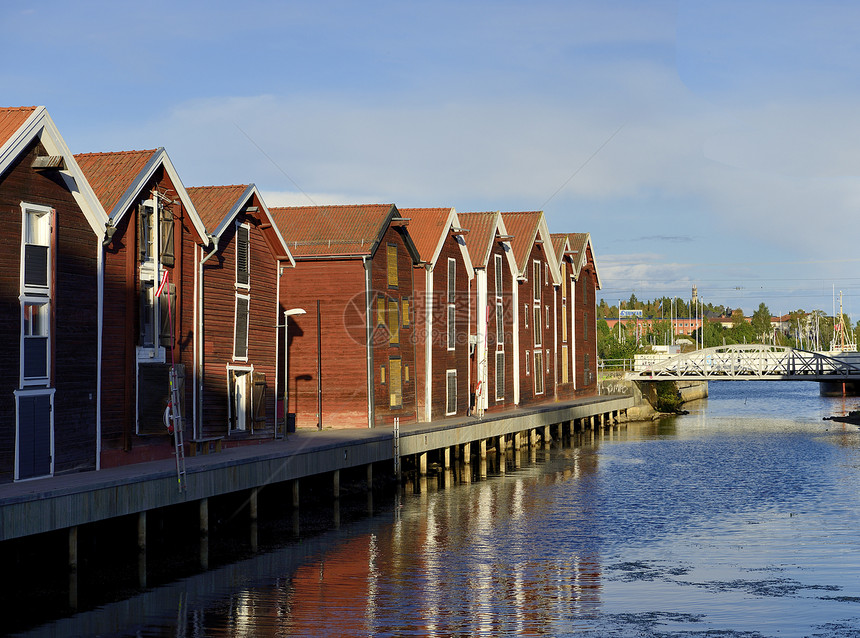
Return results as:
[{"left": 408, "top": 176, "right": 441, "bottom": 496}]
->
[{"left": 751, "top": 303, "right": 772, "bottom": 343}]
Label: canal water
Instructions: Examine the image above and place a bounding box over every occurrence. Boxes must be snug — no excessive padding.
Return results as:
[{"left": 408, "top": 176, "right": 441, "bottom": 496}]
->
[{"left": 10, "top": 381, "right": 860, "bottom": 637}]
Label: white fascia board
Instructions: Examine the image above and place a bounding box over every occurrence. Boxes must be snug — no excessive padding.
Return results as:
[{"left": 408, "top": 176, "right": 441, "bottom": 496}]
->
[
  {"left": 0, "top": 107, "right": 108, "bottom": 236},
  {"left": 449, "top": 210, "right": 475, "bottom": 280},
  {"left": 159, "top": 150, "right": 210, "bottom": 245},
  {"left": 254, "top": 186, "right": 295, "bottom": 267},
  {"left": 495, "top": 214, "right": 519, "bottom": 278},
  {"left": 536, "top": 214, "right": 562, "bottom": 286}
]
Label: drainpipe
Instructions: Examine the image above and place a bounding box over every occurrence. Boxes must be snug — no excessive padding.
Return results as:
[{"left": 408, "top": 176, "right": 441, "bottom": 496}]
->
[{"left": 364, "top": 257, "right": 374, "bottom": 428}]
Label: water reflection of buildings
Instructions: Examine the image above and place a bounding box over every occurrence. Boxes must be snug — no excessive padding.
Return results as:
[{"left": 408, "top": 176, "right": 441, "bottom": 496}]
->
[{"left": 18, "top": 446, "right": 605, "bottom": 637}]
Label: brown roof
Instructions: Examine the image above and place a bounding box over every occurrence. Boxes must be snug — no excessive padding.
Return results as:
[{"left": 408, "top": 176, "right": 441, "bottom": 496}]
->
[
  {"left": 0, "top": 106, "right": 37, "bottom": 147},
  {"left": 550, "top": 233, "right": 569, "bottom": 263},
  {"left": 501, "top": 211, "right": 542, "bottom": 273},
  {"left": 187, "top": 185, "right": 250, "bottom": 233},
  {"left": 458, "top": 212, "right": 498, "bottom": 269},
  {"left": 75, "top": 149, "right": 159, "bottom": 215},
  {"left": 398, "top": 208, "right": 452, "bottom": 264},
  {"left": 270, "top": 204, "right": 399, "bottom": 258}
]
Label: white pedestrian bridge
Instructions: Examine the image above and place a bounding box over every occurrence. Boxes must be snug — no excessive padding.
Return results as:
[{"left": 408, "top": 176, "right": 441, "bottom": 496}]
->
[{"left": 626, "top": 345, "right": 860, "bottom": 381}]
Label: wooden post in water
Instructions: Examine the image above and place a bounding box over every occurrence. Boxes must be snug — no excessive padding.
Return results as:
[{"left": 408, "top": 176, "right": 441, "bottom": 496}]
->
[
  {"left": 249, "top": 487, "right": 258, "bottom": 522},
  {"left": 292, "top": 479, "right": 300, "bottom": 508},
  {"left": 332, "top": 470, "right": 340, "bottom": 500},
  {"left": 463, "top": 442, "right": 471, "bottom": 464},
  {"left": 418, "top": 452, "right": 428, "bottom": 476}
]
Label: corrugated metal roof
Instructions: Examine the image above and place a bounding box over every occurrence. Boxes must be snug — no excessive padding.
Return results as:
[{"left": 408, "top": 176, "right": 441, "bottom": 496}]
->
[
  {"left": 269, "top": 204, "right": 397, "bottom": 258},
  {"left": 187, "top": 185, "right": 250, "bottom": 233},
  {"left": 398, "top": 207, "right": 452, "bottom": 264},
  {"left": 458, "top": 212, "right": 498, "bottom": 269},
  {"left": 501, "top": 211, "right": 542, "bottom": 274},
  {"left": 0, "top": 107, "right": 37, "bottom": 147},
  {"left": 75, "top": 149, "right": 159, "bottom": 215}
]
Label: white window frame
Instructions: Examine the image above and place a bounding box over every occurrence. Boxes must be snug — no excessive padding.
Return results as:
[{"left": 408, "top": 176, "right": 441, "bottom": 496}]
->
[
  {"left": 534, "top": 350, "right": 544, "bottom": 395},
  {"left": 20, "top": 298, "right": 50, "bottom": 387},
  {"left": 233, "top": 293, "right": 250, "bottom": 362},
  {"left": 445, "top": 369, "right": 457, "bottom": 415},
  {"left": 136, "top": 198, "right": 166, "bottom": 362},
  {"left": 20, "top": 203, "right": 52, "bottom": 296},
  {"left": 227, "top": 365, "right": 253, "bottom": 432},
  {"left": 447, "top": 258, "right": 456, "bottom": 351}
]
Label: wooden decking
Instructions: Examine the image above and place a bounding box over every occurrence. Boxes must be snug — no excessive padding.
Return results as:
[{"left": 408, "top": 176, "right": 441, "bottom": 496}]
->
[{"left": 0, "top": 394, "right": 632, "bottom": 542}]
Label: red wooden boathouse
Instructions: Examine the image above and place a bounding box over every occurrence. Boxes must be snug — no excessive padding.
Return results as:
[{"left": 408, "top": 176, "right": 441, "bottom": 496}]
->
[
  {"left": 270, "top": 204, "right": 421, "bottom": 429},
  {"left": 76, "top": 148, "right": 210, "bottom": 467},
  {"left": 188, "top": 184, "right": 294, "bottom": 442},
  {"left": 399, "top": 208, "right": 473, "bottom": 422},
  {"left": 0, "top": 106, "right": 107, "bottom": 483}
]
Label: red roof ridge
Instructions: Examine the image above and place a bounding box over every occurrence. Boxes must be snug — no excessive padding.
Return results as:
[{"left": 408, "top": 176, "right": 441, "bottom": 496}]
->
[{"left": 75, "top": 149, "right": 159, "bottom": 158}]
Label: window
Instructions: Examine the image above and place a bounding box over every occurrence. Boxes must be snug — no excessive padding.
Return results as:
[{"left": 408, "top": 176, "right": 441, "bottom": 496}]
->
[
  {"left": 447, "top": 258, "right": 456, "bottom": 350},
  {"left": 524, "top": 304, "right": 529, "bottom": 329},
  {"left": 585, "top": 312, "right": 589, "bottom": 340},
  {"left": 585, "top": 353, "right": 591, "bottom": 384},
  {"left": 404, "top": 365, "right": 409, "bottom": 382},
  {"left": 387, "top": 244, "right": 398, "bottom": 288},
  {"left": 236, "top": 223, "right": 250, "bottom": 287},
  {"left": 525, "top": 350, "right": 530, "bottom": 375},
  {"left": 138, "top": 201, "right": 155, "bottom": 263},
  {"left": 158, "top": 283, "right": 176, "bottom": 348},
  {"left": 234, "top": 294, "right": 250, "bottom": 360},
  {"left": 389, "top": 358, "right": 402, "bottom": 407},
  {"left": 229, "top": 369, "right": 250, "bottom": 431},
  {"left": 495, "top": 254, "right": 503, "bottom": 297},
  {"left": 380, "top": 365, "right": 386, "bottom": 384},
  {"left": 377, "top": 296, "right": 386, "bottom": 325},
  {"left": 447, "top": 305, "right": 455, "bottom": 350},
  {"left": 446, "top": 369, "right": 457, "bottom": 415},
  {"left": 389, "top": 300, "right": 400, "bottom": 345},
  {"left": 546, "top": 348, "right": 550, "bottom": 372},
  {"left": 22, "top": 205, "right": 50, "bottom": 292},
  {"left": 561, "top": 345, "right": 569, "bottom": 383},
  {"left": 533, "top": 260, "right": 541, "bottom": 295},
  {"left": 140, "top": 280, "right": 156, "bottom": 348},
  {"left": 22, "top": 301, "right": 49, "bottom": 382},
  {"left": 561, "top": 264, "right": 567, "bottom": 298},
  {"left": 562, "top": 298, "right": 568, "bottom": 342},
  {"left": 495, "top": 351, "right": 505, "bottom": 401},
  {"left": 533, "top": 305, "right": 541, "bottom": 347},
  {"left": 534, "top": 350, "right": 544, "bottom": 394},
  {"left": 402, "top": 299, "right": 410, "bottom": 326},
  {"left": 545, "top": 304, "right": 549, "bottom": 329},
  {"left": 495, "top": 301, "right": 504, "bottom": 347}
]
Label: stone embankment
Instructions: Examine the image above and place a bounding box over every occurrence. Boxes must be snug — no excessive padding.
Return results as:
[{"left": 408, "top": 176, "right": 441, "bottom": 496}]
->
[{"left": 599, "top": 376, "right": 708, "bottom": 421}]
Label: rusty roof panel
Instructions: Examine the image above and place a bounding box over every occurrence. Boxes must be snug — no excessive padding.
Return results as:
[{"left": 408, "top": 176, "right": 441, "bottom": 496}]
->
[
  {"left": 75, "top": 150, "right": 159, "bottom": 215},
  {"left": 187, "top": 185, "right": 250, "bottom": 233},
  {"left": 398, "top": 207, "right": 451, "bottom": 263},
  {"left": 270, "top": 204, "right": 396, "bottom": 258},
  {"left": 0, "top": 106, "right": 37, "bottom": 147}
]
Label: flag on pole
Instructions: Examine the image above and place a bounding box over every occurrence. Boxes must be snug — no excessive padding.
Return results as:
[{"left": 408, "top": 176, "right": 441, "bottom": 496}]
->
[{"left": 155, "top": 269, "right": 169, "bottom": 298}]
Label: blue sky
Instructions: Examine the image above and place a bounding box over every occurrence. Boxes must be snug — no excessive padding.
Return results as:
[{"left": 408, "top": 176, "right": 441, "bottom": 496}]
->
[{"left": 4, "top": 0, "right": 860, "bottom": 317}]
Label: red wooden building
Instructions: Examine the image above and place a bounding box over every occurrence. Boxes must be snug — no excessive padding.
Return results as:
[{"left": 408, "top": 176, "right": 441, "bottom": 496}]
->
[
  {"left": 270, "top": 204, "right": 421, "bottom": 429},
  {"left": 566, "top": 232, "right": 601, "bottom": 394},
  {"left": 399, "top": 208, "right": 473, "bottom": 421},
  {"left": 76, "top": 148, "right": 210, "bottom": 467},
  {"left": 501, "top": 212, "right": 561, "bottom": 406},
  {"left": 0, "top": 106, "right": 107, "bottom": 482},
  {"left": 188, "top": 184, "right": 293, "bottom": 442},
  {"left": 458, "top": 211, "right": 518, "bottom": 414}
]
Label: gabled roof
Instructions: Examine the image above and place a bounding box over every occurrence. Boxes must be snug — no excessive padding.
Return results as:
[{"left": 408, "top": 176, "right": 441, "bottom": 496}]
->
[
  {"left": 0, "top": 106, "right": 107, "bottom": 236},
  {"left": 500, "top": 211, "right": 561, "bottom": 285},
  {"left": 270, "top": 203, "right": 420, "bottom": 263},
  {"left": 458, "top": 211, "right": 518, "bottom": 276},
  {"left": 188, "top": 184, "right": 294, "bottom": 265},
  {"left": 554, "top": 232, "right": 601, "bottom": 290},
  {"left": 75, "top": 147, "right": 209, "bottom": 245},
  {"left": 399, "top": 207, "right": 474, "bottom": 277}
]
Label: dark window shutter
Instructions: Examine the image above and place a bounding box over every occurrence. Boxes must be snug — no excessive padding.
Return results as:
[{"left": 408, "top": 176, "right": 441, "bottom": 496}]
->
[
  {"left": 138, "top": 204, "right": 150, "bottom": 261},
  {"left": 234, "top": 296, "right": 249, "bottom": 359},
  {"left": 252, "top": 371, "right": 267, "bottom": 427},
  {"left": 160, "top": 206, "right": 175, "bottom": 267},
  {"left": 237, "top": 226, "right": 250, "bottom": 286},
  {"left": 24, "top": 244, "right": 49, "bottom": 288},
  {"left": 159, "top": 283, "right": 176, "bottom": 347},
  {"left": 17, "top": 394, "right": 51, "bottom": 479},
  {"left": 495, "top": 351, "right": 505, "bottom": 401}
]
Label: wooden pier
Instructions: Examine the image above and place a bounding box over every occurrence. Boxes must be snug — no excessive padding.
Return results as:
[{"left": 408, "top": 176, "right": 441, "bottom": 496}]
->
[{"left": 0, "top": 395, "right": 632, "bottom": 546}]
